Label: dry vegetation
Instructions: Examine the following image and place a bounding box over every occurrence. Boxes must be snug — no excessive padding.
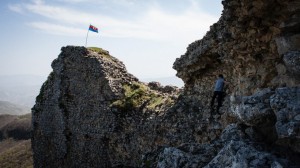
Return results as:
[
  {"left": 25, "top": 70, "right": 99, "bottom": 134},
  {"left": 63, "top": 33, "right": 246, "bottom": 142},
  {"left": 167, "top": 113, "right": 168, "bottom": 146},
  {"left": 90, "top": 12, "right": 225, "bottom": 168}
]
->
[
  {"left": 0, "top": 114, "right": 33, "bottom": 168},
  {"left": 0, "top": 114, "right": 31, "bottom": 140},
  {"left": 0, "top": 139, "right": 33, "bottom": 168},
  {"left": 111, "top": 82, "right": 175, "bottom": 113}
]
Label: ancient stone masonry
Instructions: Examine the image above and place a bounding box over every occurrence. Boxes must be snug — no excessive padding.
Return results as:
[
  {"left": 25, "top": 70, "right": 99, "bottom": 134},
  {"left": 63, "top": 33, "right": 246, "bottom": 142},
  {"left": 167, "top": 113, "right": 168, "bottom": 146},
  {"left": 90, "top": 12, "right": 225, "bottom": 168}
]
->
[{"left": 32, "top": 0, "right": 300, "bottom": 167}]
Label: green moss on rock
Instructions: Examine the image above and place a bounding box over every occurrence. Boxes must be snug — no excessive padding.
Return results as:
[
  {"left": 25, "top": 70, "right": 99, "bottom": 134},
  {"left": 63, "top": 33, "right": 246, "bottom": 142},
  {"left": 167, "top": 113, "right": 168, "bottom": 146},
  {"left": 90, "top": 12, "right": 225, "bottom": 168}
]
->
[
  {"left": 87, "top": 47, "right": 110, "bottom": 57},
  {"left": 111, "top": 82, "right": 173, "bottom": 113}
]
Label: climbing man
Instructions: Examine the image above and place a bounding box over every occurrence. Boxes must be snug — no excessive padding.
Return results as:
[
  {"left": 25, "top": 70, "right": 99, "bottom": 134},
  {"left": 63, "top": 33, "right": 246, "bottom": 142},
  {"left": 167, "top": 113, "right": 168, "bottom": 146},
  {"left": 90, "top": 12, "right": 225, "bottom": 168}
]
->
[{"left": 210, "top": 74, "right": 225, "bottom": 114}]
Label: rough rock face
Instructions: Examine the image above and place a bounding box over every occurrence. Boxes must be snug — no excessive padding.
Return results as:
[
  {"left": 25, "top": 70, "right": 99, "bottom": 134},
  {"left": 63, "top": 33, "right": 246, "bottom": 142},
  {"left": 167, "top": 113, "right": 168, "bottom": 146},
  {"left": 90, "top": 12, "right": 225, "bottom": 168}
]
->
[
  {"left": 32, "top": 46, "right": 132, "bottom": 167},
  {"left": 270, "top": 87, "right": 300, "bottom": 152},
  {"left": 32, "top": 46, "right": 179, "bottom": 167},
  {"left": 174, "top": 0, "right": 300, "bottom": 94},
  {"left": 32, "top": 0, "right": 300, "bottom": 167}
]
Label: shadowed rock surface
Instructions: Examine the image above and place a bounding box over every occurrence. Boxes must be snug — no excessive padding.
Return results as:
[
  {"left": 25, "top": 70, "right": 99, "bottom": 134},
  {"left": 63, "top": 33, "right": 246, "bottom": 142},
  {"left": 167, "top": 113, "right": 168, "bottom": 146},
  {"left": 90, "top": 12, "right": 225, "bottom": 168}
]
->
[{"left": 32, "top": 0, "right": 300, "bottom": 167}]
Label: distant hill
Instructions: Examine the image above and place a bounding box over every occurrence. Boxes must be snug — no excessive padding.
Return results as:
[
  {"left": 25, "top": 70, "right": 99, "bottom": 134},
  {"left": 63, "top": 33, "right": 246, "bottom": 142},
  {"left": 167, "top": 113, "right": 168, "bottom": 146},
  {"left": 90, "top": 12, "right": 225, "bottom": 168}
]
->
[
  {"left": 0, "top": 101, "right": 31, "bottom": 115},
  {"left": 0, "top": 75, "right": 184, "bottom": 107},
  {"left": 142, "top": 76, "right": 184, "bottom": 87},
  {"left": 0, "top": 75, "right": 46, "bottom": 107}
]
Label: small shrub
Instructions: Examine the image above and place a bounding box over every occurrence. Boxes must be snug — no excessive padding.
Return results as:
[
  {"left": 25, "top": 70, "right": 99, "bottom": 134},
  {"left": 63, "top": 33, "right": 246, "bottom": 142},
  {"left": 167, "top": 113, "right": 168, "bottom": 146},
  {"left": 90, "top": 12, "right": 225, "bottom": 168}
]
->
[{"left": 111, "top": 82, "right": 147, "bottom": 111}]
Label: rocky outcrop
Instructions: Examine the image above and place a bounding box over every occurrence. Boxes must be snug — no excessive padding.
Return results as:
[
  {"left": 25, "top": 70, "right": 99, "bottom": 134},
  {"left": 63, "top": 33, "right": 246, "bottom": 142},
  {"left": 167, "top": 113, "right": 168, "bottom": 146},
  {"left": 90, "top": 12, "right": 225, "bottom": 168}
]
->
[
  {"left": 165, "top": 0, "right": 300, "bottom": 166},
  {"left": 230, "top": 88, "right": 275, "bottom": 126},
  {"left": 174, "top": 0, "right": 300, "bottom": 94},
  {"left": 143, "top": 122, "right": 298, "bottom": 167},
  {"left": 32, "top": 46, "right": 179, "bottom": 167},
  {"left": 270, "top": 87, "right": 300, "bottom": 152},
  {"left": 32, "top": 0, "right": 300, "bottom": 167},
  {"left": 205, "top": 140, "right": 288, "bottom": 168}
]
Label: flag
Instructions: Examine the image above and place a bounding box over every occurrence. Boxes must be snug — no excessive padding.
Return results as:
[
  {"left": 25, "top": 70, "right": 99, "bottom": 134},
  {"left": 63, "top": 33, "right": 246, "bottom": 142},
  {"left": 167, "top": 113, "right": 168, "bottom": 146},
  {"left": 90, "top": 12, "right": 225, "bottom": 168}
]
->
[{"left": 89, "top": 25, "right": 98, "bottom": 33}]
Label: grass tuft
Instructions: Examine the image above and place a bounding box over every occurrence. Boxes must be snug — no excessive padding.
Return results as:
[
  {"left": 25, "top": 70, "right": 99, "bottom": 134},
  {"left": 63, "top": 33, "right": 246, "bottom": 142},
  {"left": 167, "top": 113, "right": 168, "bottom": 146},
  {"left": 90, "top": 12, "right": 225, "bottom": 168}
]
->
[{"left": 0, "top": 139, "right": 33, "bottom": 168}]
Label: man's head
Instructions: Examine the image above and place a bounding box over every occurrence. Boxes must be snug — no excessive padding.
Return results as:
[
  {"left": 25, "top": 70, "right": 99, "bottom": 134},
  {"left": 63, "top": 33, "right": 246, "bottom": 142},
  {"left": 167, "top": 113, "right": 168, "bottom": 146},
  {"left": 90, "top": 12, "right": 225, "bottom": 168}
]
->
[{"left": 219, "top": 74, "right": 224, "bottom": 78}]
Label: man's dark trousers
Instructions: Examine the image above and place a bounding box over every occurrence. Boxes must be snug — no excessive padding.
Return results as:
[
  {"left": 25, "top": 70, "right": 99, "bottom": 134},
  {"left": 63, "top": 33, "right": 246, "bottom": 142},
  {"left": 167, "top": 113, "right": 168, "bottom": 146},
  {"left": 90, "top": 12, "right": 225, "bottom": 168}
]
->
[{"left": 210, "top": 91, "right": 223, "bottom": 113}]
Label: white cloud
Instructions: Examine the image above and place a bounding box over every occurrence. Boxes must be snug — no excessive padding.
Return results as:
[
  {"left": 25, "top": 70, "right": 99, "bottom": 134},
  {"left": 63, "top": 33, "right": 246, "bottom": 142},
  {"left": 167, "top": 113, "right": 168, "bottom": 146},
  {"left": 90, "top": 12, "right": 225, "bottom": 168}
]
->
[
  {"left": 57, "top": 0, "right": 90, "bottom": 3},
  {"left": 139, "top": 6, "right": 216, "bottom": 42},
  {"left": 109, "top": 0, "right": 137, "bottom": 6},
  {"left": 28, "top": 22, "right": 86, "bottom": 36},
  {"left": 8, "top": 4, "right": 24, "bottom": 14},
  {"left": 9, "top": 1, "right": 219, "bottom": 42},
  {"left": 44, "top": 0, "right": 138, "bottom": 7},
  {"left": 25, "top": 3, "right": 92, "bottom": 25},
  {"left": 31, "top": 0, "right": 44, "bottom": 5},
  {"left": 24, "top": 2, "right": 138, "bottom": 27}
]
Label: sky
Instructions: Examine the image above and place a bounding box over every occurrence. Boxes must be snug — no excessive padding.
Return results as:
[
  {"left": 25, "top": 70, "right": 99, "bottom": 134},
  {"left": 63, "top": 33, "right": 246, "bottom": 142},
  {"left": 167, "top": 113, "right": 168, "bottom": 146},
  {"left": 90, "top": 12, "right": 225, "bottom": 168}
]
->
[{"left": 0, "top": 0, "right": 223, "bottom": 82}]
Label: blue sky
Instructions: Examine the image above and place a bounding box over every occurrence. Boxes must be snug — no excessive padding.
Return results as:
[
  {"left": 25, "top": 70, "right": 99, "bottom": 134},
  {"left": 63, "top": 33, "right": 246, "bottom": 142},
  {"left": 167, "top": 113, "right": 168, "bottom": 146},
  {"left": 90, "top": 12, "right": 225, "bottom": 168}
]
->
[{"left": 0, "top": 0, "right": 222, "bottom": 81}]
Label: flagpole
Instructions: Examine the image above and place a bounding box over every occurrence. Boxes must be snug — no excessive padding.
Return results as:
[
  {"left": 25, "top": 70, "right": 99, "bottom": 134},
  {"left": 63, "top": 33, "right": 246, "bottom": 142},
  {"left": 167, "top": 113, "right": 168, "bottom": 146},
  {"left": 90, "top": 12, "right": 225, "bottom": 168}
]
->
[{"left": 85, "top": 28, "right": 90, "bottom": 48}]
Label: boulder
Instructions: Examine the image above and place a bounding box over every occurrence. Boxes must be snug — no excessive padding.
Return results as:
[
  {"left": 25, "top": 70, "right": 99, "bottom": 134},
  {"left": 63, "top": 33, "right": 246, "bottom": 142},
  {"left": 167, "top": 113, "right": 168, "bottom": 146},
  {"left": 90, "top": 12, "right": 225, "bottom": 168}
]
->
[
  {"left": 270, "top": 87, "right": 300, "bottom": 152},
  {"left": 230, "top": 88, "right": 276, "bottom": 126},
  {"left": 283, "top": 51, "right": 300, "bottom": 76},
  {"left": 143, "top": 143, "right": 217, "bottom": 168},
  {"left": 204, "top": 140, "right": 288, "bottom": 168}
]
